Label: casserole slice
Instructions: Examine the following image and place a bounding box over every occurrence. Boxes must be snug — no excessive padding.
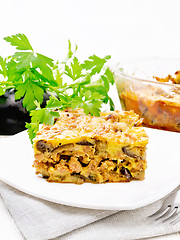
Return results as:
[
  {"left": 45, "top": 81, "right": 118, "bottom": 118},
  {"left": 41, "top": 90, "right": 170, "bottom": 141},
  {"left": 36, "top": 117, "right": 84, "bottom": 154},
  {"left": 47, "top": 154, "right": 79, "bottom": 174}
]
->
[{"left": 33, "top": 108, "right": 148, "bottom": 184}]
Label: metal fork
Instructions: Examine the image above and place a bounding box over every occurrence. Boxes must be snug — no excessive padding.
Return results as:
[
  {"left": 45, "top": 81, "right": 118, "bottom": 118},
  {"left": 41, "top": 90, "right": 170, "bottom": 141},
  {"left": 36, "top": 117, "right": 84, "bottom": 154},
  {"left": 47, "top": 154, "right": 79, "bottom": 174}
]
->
[{"left": 148, "top": 187, "right": 180, "bottom": 225}]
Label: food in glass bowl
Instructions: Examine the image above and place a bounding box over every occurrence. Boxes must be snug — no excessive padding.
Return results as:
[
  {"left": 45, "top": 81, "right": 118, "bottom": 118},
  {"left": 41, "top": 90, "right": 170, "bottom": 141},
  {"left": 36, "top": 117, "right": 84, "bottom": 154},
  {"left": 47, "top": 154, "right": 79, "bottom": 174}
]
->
[{"left": 115, "top": 58, "right": 180, "bottom": 132}]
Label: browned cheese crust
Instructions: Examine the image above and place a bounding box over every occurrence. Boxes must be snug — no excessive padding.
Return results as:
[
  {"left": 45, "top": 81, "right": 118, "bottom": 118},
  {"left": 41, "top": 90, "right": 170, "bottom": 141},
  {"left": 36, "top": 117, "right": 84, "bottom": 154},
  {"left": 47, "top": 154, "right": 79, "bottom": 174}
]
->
[{"left": 33, "top": 108, "right": 148, "bottom": 184}]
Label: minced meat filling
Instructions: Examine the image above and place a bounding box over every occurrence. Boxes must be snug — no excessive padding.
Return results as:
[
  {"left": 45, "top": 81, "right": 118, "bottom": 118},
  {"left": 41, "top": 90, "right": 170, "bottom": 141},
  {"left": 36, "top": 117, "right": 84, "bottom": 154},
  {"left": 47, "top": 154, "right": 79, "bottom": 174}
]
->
[
  {"left": 33, "top": 140, "right": 146, "bottom": 183},
  {"left": 33, "top": 108, "right": 148, "bottom": 184}
]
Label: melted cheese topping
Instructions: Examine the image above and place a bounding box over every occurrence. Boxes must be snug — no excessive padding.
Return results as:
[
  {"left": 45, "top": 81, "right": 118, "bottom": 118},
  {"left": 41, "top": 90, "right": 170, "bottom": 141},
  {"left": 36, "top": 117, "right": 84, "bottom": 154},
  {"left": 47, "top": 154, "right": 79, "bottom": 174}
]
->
[
  {"left": 33, "top": 109, "right": 148, "bottom": 183},
  {"left": 34, "top": 108, "right": 148, "bottom": 155}
]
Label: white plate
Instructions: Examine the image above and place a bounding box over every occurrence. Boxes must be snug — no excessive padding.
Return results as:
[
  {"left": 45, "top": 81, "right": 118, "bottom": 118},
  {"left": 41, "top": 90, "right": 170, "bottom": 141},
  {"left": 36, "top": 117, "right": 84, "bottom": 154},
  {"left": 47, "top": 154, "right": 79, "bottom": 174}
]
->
[{"left": 0, "top": 128, "right": 180, "bottom": 210}]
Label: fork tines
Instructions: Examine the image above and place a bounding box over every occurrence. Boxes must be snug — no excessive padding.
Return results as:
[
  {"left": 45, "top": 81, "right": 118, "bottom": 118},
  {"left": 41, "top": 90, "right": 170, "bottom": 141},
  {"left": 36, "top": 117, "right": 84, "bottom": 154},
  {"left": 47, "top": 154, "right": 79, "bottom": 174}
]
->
[{"left": 148, "top": 205, "right": 180, "bottom": 224}]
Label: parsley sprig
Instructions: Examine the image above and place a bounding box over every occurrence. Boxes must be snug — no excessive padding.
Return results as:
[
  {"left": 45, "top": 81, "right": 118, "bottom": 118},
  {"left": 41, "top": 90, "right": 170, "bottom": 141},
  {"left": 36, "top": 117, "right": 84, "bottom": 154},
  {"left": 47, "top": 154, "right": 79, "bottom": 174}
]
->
[{"left": 0, "top": 34, "right": 115, "bottom": 143}]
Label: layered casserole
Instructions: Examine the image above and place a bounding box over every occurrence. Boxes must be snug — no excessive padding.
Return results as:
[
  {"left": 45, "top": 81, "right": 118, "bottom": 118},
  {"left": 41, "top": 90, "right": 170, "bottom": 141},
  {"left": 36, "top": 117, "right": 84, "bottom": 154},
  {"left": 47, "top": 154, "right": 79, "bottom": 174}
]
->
[
  {"left": 115, "top": 58, "right": 180, "bottom": 132},
  {"left": 116, "top": 73, "right": 180, "bottom": 132},
  {"left": 33, "top": 108, "right": 148, "bottom": 184}
]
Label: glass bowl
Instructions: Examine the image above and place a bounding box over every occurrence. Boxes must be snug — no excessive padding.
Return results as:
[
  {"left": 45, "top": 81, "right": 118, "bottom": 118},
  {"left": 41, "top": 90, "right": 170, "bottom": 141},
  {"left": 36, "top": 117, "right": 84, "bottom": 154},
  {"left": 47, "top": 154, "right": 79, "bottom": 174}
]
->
[{"left": 115, "top": 57, "right": 180, "bottom": 132}]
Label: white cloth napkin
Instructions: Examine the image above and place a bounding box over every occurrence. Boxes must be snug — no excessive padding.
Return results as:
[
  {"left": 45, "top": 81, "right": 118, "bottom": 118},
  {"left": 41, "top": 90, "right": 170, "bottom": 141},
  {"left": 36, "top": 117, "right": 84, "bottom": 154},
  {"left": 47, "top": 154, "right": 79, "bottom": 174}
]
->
[{"left": 1, "top": 182, "right": 180, "bottom": 240}]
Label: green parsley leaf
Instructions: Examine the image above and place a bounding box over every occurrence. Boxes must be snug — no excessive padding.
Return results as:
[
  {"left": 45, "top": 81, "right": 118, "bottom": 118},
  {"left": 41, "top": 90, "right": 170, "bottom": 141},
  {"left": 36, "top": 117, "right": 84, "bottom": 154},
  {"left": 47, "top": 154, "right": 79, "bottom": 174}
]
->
[
  {"left": 71, "top": 57, "right": 82, "bottom": 80},
  {"left": 0, "top": 56, "right": 7, "bottom": 77},
  {"left": 105, "top": 67, "right": 115, "bottom": 84},
  {"left": 26, "top": 106, "right": 60, "bottom": 144},
  {"left": 82, "top": 55, "right": 111, "bottom": 76},
  {"left": 6, "top": 60, "right": 24, "bottom": 84},
  {"left": 109, "top": 96, "right": 115, "bottom": 111},
  {"left": 4, "top": 33, "right": 33, "bottom": 51},
  {"left": 44, "top": 95, "right": 69, "bottom": 110},
  {"left": 54, "top": 68, "right": 63, "bottom": 86},
  {"left": 83, "top": 80, "right": 109, "bottom": 102},
  {"left": 35, "top": 53, "right": 55, "bottom": 81},
  {"left": 62, "top": 39, "right": 78, "bottom": 64},
  {"left": 71, "top": 96, "right": 84, "bottom": 110},
  {"left": 65, "top": 57, "right": 82, "bottom": 81},
  {"left": 13, "top": 51, "right": 36, "bottom": 69},
  {"left": 25, "top": 122, "right": 39, "bottom": 144},
  {"left": 12, "top": 51, "right": 56, "bottom": 86},
  {"left": 65, "top": 64, "right": 73, "bottom": 79},
  {"left": 71, "top": 91, "right": 104, "bottom": 116},
  {"left": 101, "top": 75, "right": 109, "bottom": 91},
  {"left": 31, "top": 108, "right": 59, "bottom": 125},
  {"left": 15, "top": 79, "right": 44, "bottom": 111}
]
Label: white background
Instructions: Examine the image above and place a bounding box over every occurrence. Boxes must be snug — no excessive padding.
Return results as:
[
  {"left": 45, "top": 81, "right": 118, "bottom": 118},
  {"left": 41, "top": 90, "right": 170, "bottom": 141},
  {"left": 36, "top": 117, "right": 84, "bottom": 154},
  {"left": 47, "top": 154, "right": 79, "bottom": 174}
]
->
[{"left": 0, "top": 0, "right": 180, "bottom": 65}]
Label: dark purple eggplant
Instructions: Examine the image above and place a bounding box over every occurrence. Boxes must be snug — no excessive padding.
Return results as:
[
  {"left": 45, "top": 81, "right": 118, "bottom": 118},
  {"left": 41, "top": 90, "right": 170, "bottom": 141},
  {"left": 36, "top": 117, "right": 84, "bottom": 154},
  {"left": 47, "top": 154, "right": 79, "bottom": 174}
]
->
[{"left": 0, "top": 89, "right": 49, "bottom": 135}]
